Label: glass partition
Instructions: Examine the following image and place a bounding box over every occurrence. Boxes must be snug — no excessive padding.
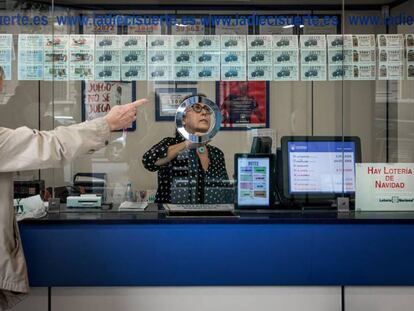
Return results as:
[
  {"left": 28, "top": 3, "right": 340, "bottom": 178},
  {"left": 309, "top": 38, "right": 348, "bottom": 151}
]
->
[
  {"left": 343, "top": 0, "right": 413, "bottom": 212},
  {"left": 2, "top": 0, "right": 412, "bottom": 215},
  {"left": 0, "top": 0, "right": 53, "bottom": 193}
]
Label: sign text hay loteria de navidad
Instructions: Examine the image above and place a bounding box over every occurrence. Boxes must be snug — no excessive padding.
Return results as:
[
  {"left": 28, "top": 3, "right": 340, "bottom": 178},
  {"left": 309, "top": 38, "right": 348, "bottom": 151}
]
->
[{"left": 356, "top": 163, "right": 414, "bottom": 211}]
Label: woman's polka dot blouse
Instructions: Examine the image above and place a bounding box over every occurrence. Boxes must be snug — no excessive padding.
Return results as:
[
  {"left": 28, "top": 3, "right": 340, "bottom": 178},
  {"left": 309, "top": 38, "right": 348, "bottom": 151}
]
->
[{"left": 142, "top": 132, "right": 229, "bottom": 203}]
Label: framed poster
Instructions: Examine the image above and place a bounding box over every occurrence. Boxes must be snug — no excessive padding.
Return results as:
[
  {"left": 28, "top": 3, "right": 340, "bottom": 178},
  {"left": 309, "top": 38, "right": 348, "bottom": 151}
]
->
[
  {"left": 82, "top": 81, "right": 137, "bottom": 131},
  {"left": 155, "top": 87, "right": 197, "bottom": 121},
  {"left": 216, "top": 81, "right": 269, "bottom": 130}
]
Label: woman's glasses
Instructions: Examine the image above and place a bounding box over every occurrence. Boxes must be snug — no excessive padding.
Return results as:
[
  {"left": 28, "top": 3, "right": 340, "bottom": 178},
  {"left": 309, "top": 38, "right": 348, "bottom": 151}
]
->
[{"left": 191, "top": 104, "right": 212, "bottom": 115}]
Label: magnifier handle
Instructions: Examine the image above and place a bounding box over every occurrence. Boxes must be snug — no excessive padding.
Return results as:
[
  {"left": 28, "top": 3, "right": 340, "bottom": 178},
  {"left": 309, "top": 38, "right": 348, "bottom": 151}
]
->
[
  {"left": 122, "top": 128, "right": 127, "bottom": 146},
  {"left": 185, "top": 141, "right": 200, "bottom": 150},
  {"left": 185, "top": 140, "right": 210, "bottom": 150}
]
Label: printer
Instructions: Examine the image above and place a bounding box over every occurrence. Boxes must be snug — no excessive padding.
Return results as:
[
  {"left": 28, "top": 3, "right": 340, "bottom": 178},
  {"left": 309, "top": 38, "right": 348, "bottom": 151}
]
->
[{"left": 67, "top": 194, "right": 102, "bottom": 208}]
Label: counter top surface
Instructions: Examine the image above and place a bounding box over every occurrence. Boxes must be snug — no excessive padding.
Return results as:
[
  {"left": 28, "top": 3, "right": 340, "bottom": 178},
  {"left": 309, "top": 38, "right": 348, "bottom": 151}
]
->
[{"left": 19, "top": 204, "right": 414, "bottom": 225}]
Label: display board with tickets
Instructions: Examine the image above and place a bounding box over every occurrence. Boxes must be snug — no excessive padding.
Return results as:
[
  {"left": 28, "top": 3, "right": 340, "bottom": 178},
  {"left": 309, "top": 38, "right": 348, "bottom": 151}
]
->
[
  {"left": 377, "top": 34, "right": 404, "bottom": 80},
  {"left": 326, "top": 34, "right": 376, "bottom": 81},
  {"left": 0, "top": 35, "right": 13, "bottom": 81},
  {"left": 172, "top": 35, "right": 197, "bottom": 81},
  {"left": 18, "top": 34, "right": 45, "bottom": 81},
  {"left": 272, "top": 35, "right": 299, "bottom": 81},
  {"left": 148, "top": 35, "right": 173, "bottom": 81},
  {"left": 95, "top": 35, "right": 121, "bottom": 81},
  {"left": 300, "top": 35, "right": 327, "bottom": 81},
  {"left": 69, "top": 35, "right": 95, "bottom": 81},
  {"left": 221, "top": 35, "right": 247, "bottom": 81},
  {"left": 247, "top": 35, "right": 272, "bottom": 81},
  {"left": 120, "top": 35, "right": 147, "bottom": 81},
  {"left": 407, "top": 34, "right": 414, "bottom": 80},
  {"left": 195, "top": 35, "right": 221, "bottom": 81},
  {"left": 44, "top": 35, "right": 69, "bottom": 81},
  {"left": 6, "top": 34, "right": 414, "bottom": 81}
]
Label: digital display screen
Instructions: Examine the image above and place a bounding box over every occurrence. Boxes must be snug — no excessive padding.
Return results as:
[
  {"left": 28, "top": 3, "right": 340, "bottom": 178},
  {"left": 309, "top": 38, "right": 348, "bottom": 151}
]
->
[
  {"left": 237, "top": 157, "right": 270, "bottom": 206},
  {"left": 287, "top": 141, "right": 356, "bottom": 194}
]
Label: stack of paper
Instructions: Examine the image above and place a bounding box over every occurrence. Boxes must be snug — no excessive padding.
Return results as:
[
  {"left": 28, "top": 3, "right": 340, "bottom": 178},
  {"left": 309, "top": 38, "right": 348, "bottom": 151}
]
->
[{"left": 119, "top": 201, "right": 148, "bottom": 211}]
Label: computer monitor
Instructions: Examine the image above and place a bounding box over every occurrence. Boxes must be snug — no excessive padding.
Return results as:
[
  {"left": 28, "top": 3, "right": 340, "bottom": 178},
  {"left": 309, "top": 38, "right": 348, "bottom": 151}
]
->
[
  {"left": 234, "top": 153, "right": 275, "bottom": 209},
  {"left": 281, "top": 136, "right": 361, "bottom": 201}
]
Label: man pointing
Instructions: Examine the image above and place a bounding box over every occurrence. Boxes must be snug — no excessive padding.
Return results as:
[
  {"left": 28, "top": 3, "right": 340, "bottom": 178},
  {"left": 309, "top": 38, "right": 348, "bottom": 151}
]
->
[{"left": 0, "top": 69, "right": 148, "bottom": 309}]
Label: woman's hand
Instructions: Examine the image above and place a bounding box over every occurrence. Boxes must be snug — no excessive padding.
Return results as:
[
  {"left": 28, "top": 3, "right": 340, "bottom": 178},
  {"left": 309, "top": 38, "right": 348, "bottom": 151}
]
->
[{"left": 155, "top": 141, "right": 187, "bottom": 166}]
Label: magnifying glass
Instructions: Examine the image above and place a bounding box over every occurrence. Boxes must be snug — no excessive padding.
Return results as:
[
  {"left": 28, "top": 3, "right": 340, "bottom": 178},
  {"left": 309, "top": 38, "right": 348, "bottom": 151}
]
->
[{"left": 175, "top": 95, "right": 221, "bottom": 144}]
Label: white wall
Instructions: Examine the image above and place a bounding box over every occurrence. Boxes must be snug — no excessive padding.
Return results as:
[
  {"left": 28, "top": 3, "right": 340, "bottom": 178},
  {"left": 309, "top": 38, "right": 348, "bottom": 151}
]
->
[
  {"left": 12, "top": 286, "right": 414, "bottom": 311},
  {"left": 12, "top": 286, "right": 341, "bottom": 311}
]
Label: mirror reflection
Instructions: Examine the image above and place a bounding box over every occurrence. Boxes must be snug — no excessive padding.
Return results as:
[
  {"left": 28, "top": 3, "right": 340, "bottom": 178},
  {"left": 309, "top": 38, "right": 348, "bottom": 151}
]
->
[{"left": 175, "top": 94, "right": 221, "bottom": 145}]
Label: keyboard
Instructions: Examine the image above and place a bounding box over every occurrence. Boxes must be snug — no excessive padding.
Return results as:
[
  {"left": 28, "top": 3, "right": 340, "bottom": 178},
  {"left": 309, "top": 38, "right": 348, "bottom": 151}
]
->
[
  {"left": 164, "top": 204, "right": 234, "bottom": 215},
  {"left": 164, "top": 204, "right": 234, "bottom": 211}
]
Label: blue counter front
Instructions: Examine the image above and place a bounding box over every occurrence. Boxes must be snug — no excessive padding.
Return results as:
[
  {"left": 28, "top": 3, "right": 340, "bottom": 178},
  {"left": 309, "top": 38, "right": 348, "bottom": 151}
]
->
[{"left": 18, "top": 208, "right": 414, "bottom": 287}]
